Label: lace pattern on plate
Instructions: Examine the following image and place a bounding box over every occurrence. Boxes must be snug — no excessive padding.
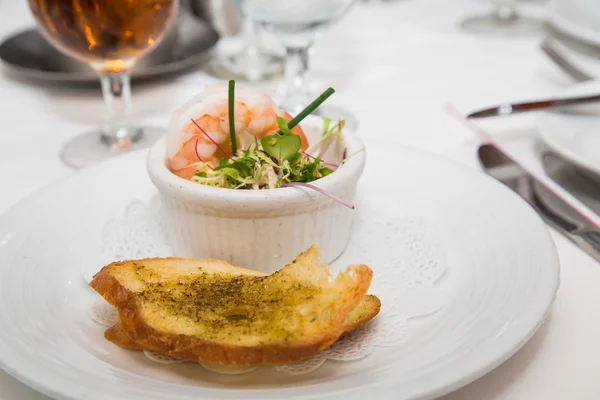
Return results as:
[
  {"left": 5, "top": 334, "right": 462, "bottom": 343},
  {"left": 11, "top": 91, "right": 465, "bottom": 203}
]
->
[
  {"left": 89, "top": 301, "right": 118, "bottom": 327},
  {"left": 82, "top": 200, "right": 171, "bottom": 283},
  {"left": 276, "top": 218, "right": 447, "bottom": 374},
  {"left": 93, "top": 201, "right": 448, "bottom": 375},
  {"left": 102, "top": 200, "right": 171, "bottom": 261},
  {"left": 144, "top": 351, "right": 183, "bottom": 365}
]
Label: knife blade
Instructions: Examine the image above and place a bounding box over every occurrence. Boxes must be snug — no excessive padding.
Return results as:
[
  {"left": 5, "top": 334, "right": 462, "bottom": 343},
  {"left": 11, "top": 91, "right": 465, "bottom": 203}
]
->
[
  {"left": 478, "top": 144, "right": 600, "bottom": 261},
  {"left": 467, "top": 93, "right": 600, "bottom": 119}
]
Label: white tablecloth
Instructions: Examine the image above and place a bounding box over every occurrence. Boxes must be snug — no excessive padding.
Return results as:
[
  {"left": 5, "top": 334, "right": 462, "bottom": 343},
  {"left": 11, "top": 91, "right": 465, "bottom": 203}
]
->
[{"left": 2, "top": 0, "right": 600, "bottom": 399}]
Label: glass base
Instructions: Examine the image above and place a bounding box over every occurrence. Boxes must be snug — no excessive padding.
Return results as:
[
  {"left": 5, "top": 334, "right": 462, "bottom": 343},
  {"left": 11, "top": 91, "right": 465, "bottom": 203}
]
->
[
  {"left": 460, "top": 13, "right": 542, "bottom": 36},
  {"left": 60, "top": 126, "right": 164, "bottom": 169},
  {"left": 207, "top": 50, "right": 284, "bottom": 82},
  {"left": 281, "top": 97, "right": 358, "bottom": 133},
  {"left": 361, "top": 0, "right": 411, "bottom": 3}
]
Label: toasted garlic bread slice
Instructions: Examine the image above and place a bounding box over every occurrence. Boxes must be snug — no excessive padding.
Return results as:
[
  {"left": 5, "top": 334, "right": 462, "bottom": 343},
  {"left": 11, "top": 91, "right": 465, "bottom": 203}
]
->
[
  {"left": 104, "top": 294, "right": 381, "bottom": 351},
  {"left": 90, "top": 246, "right": 376, "bottom": 366}
]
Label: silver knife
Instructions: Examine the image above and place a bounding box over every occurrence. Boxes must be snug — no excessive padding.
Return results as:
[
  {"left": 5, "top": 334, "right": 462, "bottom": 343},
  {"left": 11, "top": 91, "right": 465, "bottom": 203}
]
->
[
  {"left": 467, "top": 93, "right": 600, "bottom": 119},
  {"left": 478, "top": 144, "right": 600, "bottom": 261}
]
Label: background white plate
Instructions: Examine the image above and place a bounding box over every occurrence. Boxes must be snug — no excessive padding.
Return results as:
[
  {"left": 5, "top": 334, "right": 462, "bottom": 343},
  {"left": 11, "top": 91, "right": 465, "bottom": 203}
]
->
[
  {"left": 550, "top": 0, "right": 600, "bottom": 47},
  {"left": 536, "top": 80, "right": 600, "bottom": 178},
  {"left": 0, "top": 140, "right": 559, "bottom": 400}
]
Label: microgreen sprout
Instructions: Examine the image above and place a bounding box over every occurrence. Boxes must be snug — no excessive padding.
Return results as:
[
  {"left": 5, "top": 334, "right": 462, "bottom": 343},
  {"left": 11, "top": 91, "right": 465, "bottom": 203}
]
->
[{"left": 283, "top": 182, "right": 355, "bottom": 209}]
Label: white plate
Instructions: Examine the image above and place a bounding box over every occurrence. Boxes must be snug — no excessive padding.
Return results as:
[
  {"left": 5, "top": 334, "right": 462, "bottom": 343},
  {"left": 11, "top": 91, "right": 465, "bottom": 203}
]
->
[
  {"left": 536, "top": 80, "right": 600, "bottom": 178},
  {"left": 0, "top": 140, "right": 559, "bottom": 400},
  {"left": 549, "top": 0, "right": 600, "bottom": 47}
]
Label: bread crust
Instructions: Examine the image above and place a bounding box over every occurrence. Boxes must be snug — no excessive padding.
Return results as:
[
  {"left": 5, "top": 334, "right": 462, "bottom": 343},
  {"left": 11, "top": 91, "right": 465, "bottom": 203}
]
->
[
  {"left": 342, "top": 294, "right": 381, "bottom": 336},
  {"left": 90, "top": 249, "right": 376, "bottom": 366},
  {"left": 104, "top": 294, "right": 382, "bottom": 351}
]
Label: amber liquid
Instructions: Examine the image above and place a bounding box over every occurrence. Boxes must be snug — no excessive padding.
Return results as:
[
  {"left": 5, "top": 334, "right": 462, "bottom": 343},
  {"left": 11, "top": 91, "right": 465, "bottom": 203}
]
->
[{"left": 28, "top": 0, "right": 177, "bottom": 72}]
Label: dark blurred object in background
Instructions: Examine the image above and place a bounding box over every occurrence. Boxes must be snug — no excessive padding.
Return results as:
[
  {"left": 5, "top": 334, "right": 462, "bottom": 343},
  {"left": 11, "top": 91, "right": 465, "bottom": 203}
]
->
[
  {"left": 0, "top": 4, "right": 219, "bottom": 84},
  {"left": 186, "top": 0, "right": 243, "bottom": 36}
]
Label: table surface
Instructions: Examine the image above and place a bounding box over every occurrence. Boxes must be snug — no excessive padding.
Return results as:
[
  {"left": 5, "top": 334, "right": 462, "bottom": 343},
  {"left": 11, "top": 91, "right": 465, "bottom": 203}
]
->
[{"left": 2, "top": 0, "right": 599, "bottom": 399}]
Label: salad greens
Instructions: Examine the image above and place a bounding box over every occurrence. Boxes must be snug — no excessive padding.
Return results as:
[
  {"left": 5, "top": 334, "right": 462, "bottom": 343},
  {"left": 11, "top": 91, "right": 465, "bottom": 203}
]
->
[
  {"left": 189, "top": 81, "right": 354, "bottom": 208},
  {"left": 193, "top": 138, "right": 335, "bottom": 191}
]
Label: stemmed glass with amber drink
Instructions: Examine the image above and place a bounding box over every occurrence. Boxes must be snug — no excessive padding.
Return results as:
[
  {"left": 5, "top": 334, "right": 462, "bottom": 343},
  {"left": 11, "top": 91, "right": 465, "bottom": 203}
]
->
[{"left": 28, "top": 0, "right": 179, "bottom": 168}]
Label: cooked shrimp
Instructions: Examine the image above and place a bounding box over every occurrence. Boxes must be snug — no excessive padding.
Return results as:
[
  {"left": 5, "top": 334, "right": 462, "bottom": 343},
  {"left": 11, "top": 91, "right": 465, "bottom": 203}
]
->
[{"left": 167, "top": 84, "right": 308, "bottom": 180}]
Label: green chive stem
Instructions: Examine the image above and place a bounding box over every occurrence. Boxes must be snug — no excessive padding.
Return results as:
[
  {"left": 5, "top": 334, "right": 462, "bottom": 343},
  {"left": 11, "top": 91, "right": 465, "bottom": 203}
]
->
[
  {"left": 285, "top": 87, "right": 335, "bottom": 131},
  {"left": 228, "top": 80, "right": 237, "bottom": 155}
]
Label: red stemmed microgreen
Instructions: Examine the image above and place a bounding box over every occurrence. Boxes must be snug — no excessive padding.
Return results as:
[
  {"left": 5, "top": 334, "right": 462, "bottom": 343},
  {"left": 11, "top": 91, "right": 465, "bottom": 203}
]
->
[
  {"left": 302, "top": 151, "right": 338, "bottom": 168},
  {"left": 302, "top": 150, "right": 316, "bottom": 160},
  {"left": 194, "top": 138, "right": 213, "bottom": 170},
  {"left": 283, "top": 182, "right": 355, "bottom": 209},
  {"left": 190, "top": 118, "right": 233, "bottom": 160}
]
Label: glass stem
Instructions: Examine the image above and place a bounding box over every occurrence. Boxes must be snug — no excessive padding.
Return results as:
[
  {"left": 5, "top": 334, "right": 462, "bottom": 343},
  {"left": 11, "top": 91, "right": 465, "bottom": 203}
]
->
[
  {"left": 99, "top": 71, "right": 138, "bottom": 150},
  {"left": 493, "top": 0, "right": 518, "bottom": 21},
  {"left": 242, "top": 19, "right": 263, "bottom": 82},
  {"left": 283, "top": 45, "right": 310, "bottom": 112}
]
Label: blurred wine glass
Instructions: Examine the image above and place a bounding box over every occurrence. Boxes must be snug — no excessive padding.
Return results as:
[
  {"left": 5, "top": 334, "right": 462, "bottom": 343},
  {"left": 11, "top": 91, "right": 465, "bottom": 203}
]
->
[
  {"left": 238, "top": 0, "right": 358, "bottom": 127},
  {"left": 28, "top": 0, "right": 179, "bottom": 169},
  {"left": 212, "top": 18, "right": 283, "bottom": 82},
  {"left": 361, "top": 0, "right": 409, "bottom": 3},
  {"left": 192, "top": 0, "right": 282, "bottom": 82},
  {"left": 460, "top": 0, "right": 542, "bottom": 35}
]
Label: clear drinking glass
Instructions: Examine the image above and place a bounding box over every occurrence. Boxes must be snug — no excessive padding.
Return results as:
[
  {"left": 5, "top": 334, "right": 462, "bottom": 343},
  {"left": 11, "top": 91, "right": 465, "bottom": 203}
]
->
[
  {"left": 210, "top": 18, "right": 283, "bottom": 82},
  {"left": 238, "top": 0, "right": 358, "bottom": 127},
  {"left": 361, "top": 0, "right": 409, "bottom": 3},
  {"left": 190, "top": 0, "right": 282, "bottom": 82},
  {"left": 460, "top": 0, "right": 542, "bottom": 36},
  {"left": 28, "top": 0, "right": 180, "bottom": 169}
]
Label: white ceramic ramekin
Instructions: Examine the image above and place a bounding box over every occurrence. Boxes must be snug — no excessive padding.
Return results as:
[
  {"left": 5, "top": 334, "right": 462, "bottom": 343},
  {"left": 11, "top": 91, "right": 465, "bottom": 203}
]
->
[{"left": 146, "top": 133, "right": 366, "bottom": 274}]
